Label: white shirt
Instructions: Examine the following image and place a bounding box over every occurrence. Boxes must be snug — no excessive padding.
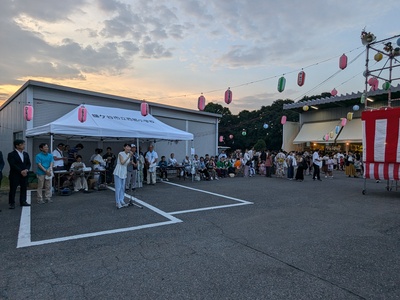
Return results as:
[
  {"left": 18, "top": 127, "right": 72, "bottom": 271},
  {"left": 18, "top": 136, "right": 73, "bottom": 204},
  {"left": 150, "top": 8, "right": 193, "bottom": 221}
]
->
[
  {"left": 312, "top": 151, "right": 322, "bottom": 167},
  {"left": 52, "top": 148, "right": 64, "bottom": 168},
  {"left": 17, "top": 149, "right": 24, "bottom": 162},
  {"left": 113, "top": 151, "right": 130, "bottom": 179}
]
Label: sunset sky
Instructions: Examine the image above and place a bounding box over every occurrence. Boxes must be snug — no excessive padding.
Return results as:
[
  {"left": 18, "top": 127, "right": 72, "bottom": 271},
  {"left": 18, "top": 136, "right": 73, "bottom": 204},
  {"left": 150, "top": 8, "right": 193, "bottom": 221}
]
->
[{"left": 1, "top": 0, "right": 399, "bottom": 114}]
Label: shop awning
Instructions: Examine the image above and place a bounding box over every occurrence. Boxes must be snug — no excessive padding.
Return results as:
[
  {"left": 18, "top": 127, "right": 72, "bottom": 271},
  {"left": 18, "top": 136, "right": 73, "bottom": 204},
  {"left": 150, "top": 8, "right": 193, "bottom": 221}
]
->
[
  {"left": 335, "top": 118, "right": 362, "bottom": 143},
  {"left": 293, "top": 120, "right": 340, "bottom": 144}
]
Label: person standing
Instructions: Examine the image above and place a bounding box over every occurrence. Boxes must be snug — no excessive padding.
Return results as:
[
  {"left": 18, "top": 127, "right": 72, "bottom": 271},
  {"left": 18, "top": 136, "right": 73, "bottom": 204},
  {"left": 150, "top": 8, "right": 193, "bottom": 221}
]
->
[
  {"left": 0, "top": 151, "right": 4, "bottom": 212},
  {"left": 52, "top": 143, "right": 67, "bottom": 171},
  {"left": 145, "top": 145, "right": 158, "bottom": 185},
  {"left": 8, "top": 139, "right": 31, "bottom": 209},
  {"left": 36, "top": 143, "right": 54, "bottom": 204},
  {"left": 126, "top": 144, "right": 138, "bottom": 191},
  {"left": 103, "top": 147, "right": 116, "bottom": 184},
  {"left": 312, "top": 150, "right": 322, "bottom": 181},
  {"left": 113, "top": 144, "right": 132, "bottom": 208}
]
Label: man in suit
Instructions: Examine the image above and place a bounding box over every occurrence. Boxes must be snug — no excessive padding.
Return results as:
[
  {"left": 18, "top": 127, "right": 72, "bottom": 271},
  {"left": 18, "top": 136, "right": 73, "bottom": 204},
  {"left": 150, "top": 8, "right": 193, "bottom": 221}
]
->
[
  {"left": 8, "top": 139, "right": 31, "bottom": 209},
  {"left": 0, "top": 150, "right": 4, "bottom": 212}
]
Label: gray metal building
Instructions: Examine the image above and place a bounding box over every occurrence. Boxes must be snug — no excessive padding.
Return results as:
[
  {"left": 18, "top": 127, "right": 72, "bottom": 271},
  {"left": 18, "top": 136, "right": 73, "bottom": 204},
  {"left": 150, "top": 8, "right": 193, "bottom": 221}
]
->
[{"left": 0, "top": 80, "right": 220, "bottom": 174}]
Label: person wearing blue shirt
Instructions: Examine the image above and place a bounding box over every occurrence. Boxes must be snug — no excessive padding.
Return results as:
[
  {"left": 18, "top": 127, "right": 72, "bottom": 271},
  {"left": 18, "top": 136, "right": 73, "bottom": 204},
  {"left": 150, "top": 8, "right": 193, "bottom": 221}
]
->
[{"left": 36, "top": 143, "right": 54, "bottom": 204}]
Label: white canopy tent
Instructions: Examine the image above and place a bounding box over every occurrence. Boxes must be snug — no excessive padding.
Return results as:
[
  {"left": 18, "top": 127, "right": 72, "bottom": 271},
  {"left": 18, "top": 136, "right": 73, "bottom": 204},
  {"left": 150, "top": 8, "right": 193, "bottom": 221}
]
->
[{"left": 26, "top": 104, "right": 194, "bottom": 141}]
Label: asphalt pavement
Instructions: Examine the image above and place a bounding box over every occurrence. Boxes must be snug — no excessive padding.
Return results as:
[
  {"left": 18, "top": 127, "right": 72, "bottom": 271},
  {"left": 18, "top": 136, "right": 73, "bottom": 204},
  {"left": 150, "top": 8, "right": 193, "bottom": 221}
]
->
[{"left": 0, "top": 171, "right": 399, "bottom": 300}]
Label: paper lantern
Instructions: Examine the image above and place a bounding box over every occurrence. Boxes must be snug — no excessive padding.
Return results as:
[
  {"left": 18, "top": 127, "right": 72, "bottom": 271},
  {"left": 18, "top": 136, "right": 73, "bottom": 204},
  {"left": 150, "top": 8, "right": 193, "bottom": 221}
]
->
[
  {"left": 198, "top": 93, "right": 206, "bottom": 111},
  {"left": 382, "top": 81, "right": 391, "bottom": 90},
  {"left": 297, "top": 71, "right": 305, "bottom": 87},
  {"left": 303, "top": 105, "right": 309, "bottom": 111},
  {"left": 331, "top": 88, "right": 338, "bottom": 96},
  {"left": 341, "top": 118, "right": 347, "bottom": 126},
  {"left": 263, "top": 123, "right": 268, "bottom": 129},
  {"left": 241, "top": 129, "right": 247, "bottom": 136},
  {"left": 397, "top": 38, "right": 400, "bottom": 47},
  {"left": 325, "top": 134, "right": 329, "bottom": 141},
  {"left": 335, "top": 125, "right": 340, "bottom": 134},
  {"left": 353, "top": 105, "right": 359, "bottom": 111},
  {"left": 229, "top": 134, "right": 233, "bottom": 139},
  {"left": 394, "top": 48, "right": 400, "bottom": 56},
  {"left": 78, "top": 105, "right": 87, "bottom": 123},
  {"left": 277, "top": 76, "right": 286, "bottom": 93},
  {"left": 140, "top": 102, "right": 149, "bottom": 116},
  {"left": 219, "top": 136, "right": 224, "bottom": 143},
  {"left": 339, "top": 54, "right": 348, "bottom": 70},
  {"left": 24, "top": 104, "right": 33, "bottom": 121},
  {"left": 368, "top": 77, "right": 379, "bottom": 91},
  {"left": 329, "top": 131, "right": 334, "bottom": 139},
  {"left": 360, "top": 93, "right": 366, "bottom": 104},
  {"left": 347, "top": 112, "right": 353, "bottom": 121},
  {"left": 374, "top": 53, "right": 383, "bottom": 62},
  {"left": 280, "top": 115, "right": 287, "bottom": 125},
  {"left": 224, "top": 88, "right": 232, "bottom": 104}
]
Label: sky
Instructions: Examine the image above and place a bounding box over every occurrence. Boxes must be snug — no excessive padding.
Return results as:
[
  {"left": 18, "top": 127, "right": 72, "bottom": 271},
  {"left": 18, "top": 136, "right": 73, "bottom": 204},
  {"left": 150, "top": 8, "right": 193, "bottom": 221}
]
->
[{"left": 0, "top": 0, "right": 399, "bottom": 114}]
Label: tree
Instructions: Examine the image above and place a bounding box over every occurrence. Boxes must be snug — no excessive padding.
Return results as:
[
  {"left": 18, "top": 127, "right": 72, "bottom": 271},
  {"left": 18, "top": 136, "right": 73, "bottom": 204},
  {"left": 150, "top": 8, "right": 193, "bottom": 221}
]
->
[{"left": 254, "top": 139, "right": 266, "bottom": 151}]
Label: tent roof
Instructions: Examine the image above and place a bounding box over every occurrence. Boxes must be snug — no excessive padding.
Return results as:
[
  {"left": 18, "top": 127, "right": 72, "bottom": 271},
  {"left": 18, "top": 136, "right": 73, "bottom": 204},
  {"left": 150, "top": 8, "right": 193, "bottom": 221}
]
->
[{"left": 26, "top": 105, "right": 194, "bottom": 141}]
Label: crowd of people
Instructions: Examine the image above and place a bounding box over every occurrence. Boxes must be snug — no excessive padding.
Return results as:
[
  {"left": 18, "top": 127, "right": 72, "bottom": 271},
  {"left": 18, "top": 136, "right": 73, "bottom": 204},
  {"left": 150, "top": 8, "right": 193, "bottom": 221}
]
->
[{"left": 0, "top": 138, "right": 364, "bottom": 210}]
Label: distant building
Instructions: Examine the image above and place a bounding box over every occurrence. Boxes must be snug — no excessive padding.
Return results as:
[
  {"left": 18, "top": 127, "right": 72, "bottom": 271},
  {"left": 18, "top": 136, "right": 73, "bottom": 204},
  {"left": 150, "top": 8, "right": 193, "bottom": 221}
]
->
[
  {"left": 0, "top": 80, "right": 220, "bottom": 173},
  {"left": 282, "top": 85, "right": 400, "bottom": 153}
]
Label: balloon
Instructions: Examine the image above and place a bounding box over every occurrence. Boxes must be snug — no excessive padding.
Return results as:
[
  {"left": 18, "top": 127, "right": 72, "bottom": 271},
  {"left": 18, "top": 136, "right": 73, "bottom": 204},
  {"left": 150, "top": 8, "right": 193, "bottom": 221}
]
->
[
  {"left": 263, "top": 123, "right": 269, "bottom": 129},
  {"left": 303, "top": 105, "right": 309, "bottom": 111},
  {"left": 353, "top": 105, "right": 359, "bottom": 111}
]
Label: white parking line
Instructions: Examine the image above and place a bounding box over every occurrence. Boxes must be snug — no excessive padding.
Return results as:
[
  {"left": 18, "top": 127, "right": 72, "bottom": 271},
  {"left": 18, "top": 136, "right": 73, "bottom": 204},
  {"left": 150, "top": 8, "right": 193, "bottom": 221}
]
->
[
  {"left": 163, "top": 181, "right": 253, "bottom": 215},
  {"left": 17, "top": 184, "right": 252, "bottom": 248}
]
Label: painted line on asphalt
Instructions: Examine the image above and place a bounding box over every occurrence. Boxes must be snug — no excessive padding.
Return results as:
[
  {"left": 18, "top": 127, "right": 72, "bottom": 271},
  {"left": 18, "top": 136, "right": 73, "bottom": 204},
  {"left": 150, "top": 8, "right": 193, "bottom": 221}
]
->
[
  {"left": 17, "top": 189, "right": 182, "bottom": 248},
  {"left": 162, "top": 181, "right": 253, "bottom": 215}
]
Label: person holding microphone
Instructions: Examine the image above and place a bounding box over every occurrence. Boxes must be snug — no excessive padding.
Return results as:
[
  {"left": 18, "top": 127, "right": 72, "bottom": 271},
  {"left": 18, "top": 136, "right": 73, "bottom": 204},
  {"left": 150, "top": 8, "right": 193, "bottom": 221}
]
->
[{"left": 113, "top": 144, "right": 132, "bottom": 209}]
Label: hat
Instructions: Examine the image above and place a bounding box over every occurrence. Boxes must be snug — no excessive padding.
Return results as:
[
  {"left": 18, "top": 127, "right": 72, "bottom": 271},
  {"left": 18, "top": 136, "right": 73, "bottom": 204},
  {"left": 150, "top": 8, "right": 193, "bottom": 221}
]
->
[{"left": 131, "top": 144, "right": 136, "bottom": 147}]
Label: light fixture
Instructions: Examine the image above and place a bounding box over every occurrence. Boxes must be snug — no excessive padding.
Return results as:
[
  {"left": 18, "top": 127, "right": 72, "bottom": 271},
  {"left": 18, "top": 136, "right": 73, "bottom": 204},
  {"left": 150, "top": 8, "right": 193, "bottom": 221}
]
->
[
  {"left": 367, "top": 97, "right": 374, "bottom": 102},
  {"left": 310, "top": 106, "right": 319, "bottom": 110}
]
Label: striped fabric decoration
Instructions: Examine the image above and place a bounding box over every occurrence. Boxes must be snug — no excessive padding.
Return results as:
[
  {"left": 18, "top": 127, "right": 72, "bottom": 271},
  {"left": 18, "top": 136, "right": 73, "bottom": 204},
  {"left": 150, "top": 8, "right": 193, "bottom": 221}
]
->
[
  {"left": 362, "top": 108, "right": 400, "bottom": 163},
  {"left": 364, "top": 162, "right": 400, "bottom": 181}
]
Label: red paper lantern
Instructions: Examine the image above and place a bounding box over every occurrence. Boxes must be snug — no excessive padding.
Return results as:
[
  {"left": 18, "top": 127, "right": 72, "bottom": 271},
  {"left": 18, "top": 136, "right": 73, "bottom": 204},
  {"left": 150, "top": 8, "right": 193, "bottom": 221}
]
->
[
  {"left": 325, "top": 133, "right": 329, "bottom": 141},
  {"left": 339, "top": 54, "right": 348, "bottom": 70},
  {"left": 24, "top": 104, "right": 33, "bottom": 121},
  {"left": 198, "top": 93, "right": 206, "bottom": 111},
  {"left": 368, "top": 77, "right": 379, "bottom": 91},
  {"left": 331, "top": 88, "right": 338, "bottom": 96},
  {"left": 219, "top": 136, "right": 224, "bottom": 143},
  {"left": 341, "top": 118, "right": 347, "bottom": 126},
  {"left": 78, "top": 105, "right": 87, "bottom": 123},
  {"left": 140, "top": 101, "right": 149, "bottom": 116},
  {"left": 224, "top": 88, "right": 232, "bottom": 104},
  {"left": 297, "top": 71, "right": 306, "bottom": 87},
  {"left": 281, "top": 115, "right": 287, "bottom": 125}
]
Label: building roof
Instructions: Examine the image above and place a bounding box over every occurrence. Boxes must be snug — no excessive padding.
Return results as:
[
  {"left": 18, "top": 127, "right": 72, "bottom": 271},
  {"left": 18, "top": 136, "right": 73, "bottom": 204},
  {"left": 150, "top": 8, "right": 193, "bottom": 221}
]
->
[
  {"left": 1, "top": 79, "right": 221, "bottom": 118},
  {"left": 283, "top": 84, "right": 400, "bottom": 112}
]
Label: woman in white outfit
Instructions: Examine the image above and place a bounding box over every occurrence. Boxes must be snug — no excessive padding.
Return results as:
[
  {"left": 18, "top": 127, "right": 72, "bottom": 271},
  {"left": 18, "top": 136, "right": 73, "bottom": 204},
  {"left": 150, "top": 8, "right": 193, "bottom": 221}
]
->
[{"left": 113, "top": 144, "right": 132, "bottom": 209}]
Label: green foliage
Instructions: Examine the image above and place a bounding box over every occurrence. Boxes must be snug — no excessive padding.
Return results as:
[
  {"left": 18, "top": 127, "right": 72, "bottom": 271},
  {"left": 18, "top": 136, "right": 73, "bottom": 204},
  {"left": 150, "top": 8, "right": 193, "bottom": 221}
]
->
[{"left": 254, "top": 139, "right": 266, "bottom": 152}]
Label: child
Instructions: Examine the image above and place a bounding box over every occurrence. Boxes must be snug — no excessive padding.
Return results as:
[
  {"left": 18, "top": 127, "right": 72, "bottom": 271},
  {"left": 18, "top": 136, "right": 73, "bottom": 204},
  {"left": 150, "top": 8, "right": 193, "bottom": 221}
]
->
[
  {"left": 158, "top": 156, "right": 169, "bottom": 181},
  {"left": 327, "top": 156, "right": 334, "bottom": 179}
]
